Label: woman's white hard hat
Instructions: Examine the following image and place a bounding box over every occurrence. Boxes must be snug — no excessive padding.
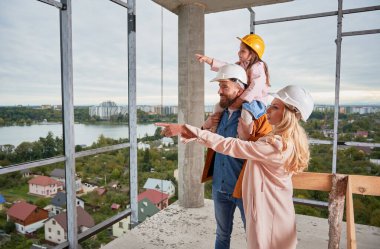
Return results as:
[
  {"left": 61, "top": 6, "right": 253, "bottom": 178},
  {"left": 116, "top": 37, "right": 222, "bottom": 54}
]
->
[
  {"left": 210, "top": 64, "right": 247, "bottom": 88},
  {"left": 270, "top": 85, "right": 314, "bottom": 121}
]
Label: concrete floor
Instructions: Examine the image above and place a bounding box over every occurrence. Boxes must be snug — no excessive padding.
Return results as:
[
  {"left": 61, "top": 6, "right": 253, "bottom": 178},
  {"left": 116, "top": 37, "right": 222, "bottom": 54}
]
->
[{"left": 103, "top": 199, "right": 380, "bottom": 249}]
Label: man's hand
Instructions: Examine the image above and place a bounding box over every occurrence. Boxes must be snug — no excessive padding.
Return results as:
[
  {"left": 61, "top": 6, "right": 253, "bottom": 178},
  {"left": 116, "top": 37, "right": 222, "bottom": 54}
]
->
[
  {"left": 155, "top": 123, "right": 197, "bottom": 139},
  {"left": 237, "top": 118, "right": 254, "bottom": 140},
  {"left": 155, "top": 123, "right": 183, "bottom": 137},
  {"left": 202, "top": 112, "right": 222, "bottom": 130},
  {"left": 195, "top": 54, "right": 213, "bottom": 65}
]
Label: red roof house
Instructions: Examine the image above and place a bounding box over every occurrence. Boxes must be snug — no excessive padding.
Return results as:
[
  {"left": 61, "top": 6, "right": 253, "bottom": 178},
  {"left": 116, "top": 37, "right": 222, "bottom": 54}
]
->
[
  {"left": 95, "top": 187, "right": 107, "bottom": 196},
  {"left": 45, "top": 206, "right": 95, "bottom": 244},
  {"left": 111, "top": 203, "right": 121, "bottom": 210},
  {"left": 7, "top": 201, "right": 48, "bottom": 234},
  {"left": 355, "top": 131, "right": 369, "bottom": 138},
  {"left": 138, "top": 189, "right": 169, "bottom": 210},
  {"left": 28, "top": 175, "right": 63, "bottom": 197}
]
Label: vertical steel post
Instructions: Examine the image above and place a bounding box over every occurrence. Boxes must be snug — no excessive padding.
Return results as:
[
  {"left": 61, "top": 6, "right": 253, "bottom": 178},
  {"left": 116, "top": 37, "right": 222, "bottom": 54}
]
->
[
  {"left": 332, "top": 0, "right": 344, "bottom": 173},
  {"left": 161, "top": 7, "right": 164, "bottom": 115},
  {"left": 60, "top": 0, "right": 77, "bottom": 248},
  {"left": 248, "top": 8, "right": 255, "bottom": 34},
  {"left": 128, "top": 0, "right": 138, "bottom": 227}
]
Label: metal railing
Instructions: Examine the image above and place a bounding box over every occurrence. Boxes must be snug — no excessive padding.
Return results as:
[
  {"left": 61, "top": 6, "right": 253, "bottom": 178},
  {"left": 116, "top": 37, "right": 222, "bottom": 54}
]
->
[
  {"left": 247, "top": 0, "right": 380, "bottom": 209},
  {"left": 0, "top": 0, "right": 136, "bottom": 248},
  {"left": 2, "top": 1, "right": 379, "bottom": 248}
]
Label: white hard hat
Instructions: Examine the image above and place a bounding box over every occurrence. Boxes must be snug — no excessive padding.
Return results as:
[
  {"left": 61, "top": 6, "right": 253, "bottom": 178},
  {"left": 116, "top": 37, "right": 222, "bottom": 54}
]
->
[
  {"left": 270, "top": 85, "right": 314, "bottom": 121},
  {"left": 210, "top": 64, "right": 247, "bottom": 88}
]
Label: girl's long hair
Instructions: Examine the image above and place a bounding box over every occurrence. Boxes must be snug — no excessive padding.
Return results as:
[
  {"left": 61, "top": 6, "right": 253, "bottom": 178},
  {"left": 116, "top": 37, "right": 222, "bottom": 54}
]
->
[
  {"left": 243, "top": 43, "right": 271, "bottom": 87},
  {"left": 271, "top": 107, "right": 310, "bottom": 173}
]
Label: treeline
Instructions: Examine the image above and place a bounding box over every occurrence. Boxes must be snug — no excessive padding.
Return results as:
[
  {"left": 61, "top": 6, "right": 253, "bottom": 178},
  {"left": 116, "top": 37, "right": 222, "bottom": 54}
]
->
[
  {"left": 0, "top": 106, "right": 91, "bottom": 125},
  {"left": 303, "top": 111, "right": 380, "bottom": 142},
  {"left": 0, "top": 106, "right": 177, "bottom": 126}
]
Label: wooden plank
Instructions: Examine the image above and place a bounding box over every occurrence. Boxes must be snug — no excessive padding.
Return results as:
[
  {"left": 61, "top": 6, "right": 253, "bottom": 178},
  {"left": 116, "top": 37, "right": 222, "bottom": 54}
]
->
[
  {"left": 292, "top": 172, "right": 332, "bottom": 191},
  {"left": 346, "top": 176, "right": 357, "bottom": 249},
  {"left": 349, "top": 175, "right": 380, "bottom": 196}
]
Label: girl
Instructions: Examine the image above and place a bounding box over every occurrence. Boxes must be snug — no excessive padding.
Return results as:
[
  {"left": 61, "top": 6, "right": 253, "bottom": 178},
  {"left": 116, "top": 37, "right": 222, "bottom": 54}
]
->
[
  {"left": 156, "top": 85, "right": 314, "bottom": 249},
  {"left": 196, "top": 34, "right": 270, "bottom": 139}
]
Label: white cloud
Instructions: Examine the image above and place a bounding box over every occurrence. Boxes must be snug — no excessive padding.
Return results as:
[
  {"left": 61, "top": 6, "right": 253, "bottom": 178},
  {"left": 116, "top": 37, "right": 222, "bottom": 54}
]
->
[{"left": 0, "top": 0, "right": 379, "bottom": 106}]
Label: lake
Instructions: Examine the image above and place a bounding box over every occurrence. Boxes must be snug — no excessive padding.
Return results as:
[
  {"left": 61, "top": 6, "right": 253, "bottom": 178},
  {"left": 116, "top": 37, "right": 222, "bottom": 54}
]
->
[{"left": 0, "top": 123, "right": 158, "bottom": 147}]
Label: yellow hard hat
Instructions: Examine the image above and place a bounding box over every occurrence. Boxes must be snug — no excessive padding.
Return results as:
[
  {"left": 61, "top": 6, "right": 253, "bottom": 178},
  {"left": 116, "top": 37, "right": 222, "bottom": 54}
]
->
[{"left": 237, "top": 34, "right": 265, "bottom": 59}]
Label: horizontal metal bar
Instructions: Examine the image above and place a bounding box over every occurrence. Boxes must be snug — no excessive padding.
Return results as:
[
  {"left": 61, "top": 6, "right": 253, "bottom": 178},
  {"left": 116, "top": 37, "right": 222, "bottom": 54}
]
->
[
  {"left": 36, "top": 0, "right": 64, "bottom": 9},
  {"left": 342, "top": 29, "right": 380, "bottom": 37},
  {"left": 309, "top": 139, "right": 333, "bottom": 145},
  {"left": 75, "top": 143, "right": 130, "bottom": 158},
  {"left": 54, "top": 208, "right": 131, "bottom": 249},
  {"left": 0, "top": 156, "right": 66, "bottom": 175},
  {"left": 344, "top": 141, "right": 380, "bottom": 147},
  {"left": 0, "top": 143, "right": 130, "bottom": 175},
  {"left": 255, "top": 11, "right": 337, "bottom": 25},
  {"left": 342, "top": 5, "right": 380, "bottom": 15},
  {"left": 293, "top": 197, "right": 329, "bottom": 208},
  {"left": 255, "top": 5, "right": 380, "bottom": 25},
  {"left": 109, "top": 0, "right": 129, "bottom": 9},
  {"left": 309, "top": 139, "right": 380, "bottom": 148}
]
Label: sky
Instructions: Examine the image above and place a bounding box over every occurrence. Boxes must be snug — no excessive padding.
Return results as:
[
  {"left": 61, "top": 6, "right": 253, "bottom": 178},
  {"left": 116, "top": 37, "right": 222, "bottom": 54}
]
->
[{"left": 0, "top": 0, "right": 379, "bottom": 106}]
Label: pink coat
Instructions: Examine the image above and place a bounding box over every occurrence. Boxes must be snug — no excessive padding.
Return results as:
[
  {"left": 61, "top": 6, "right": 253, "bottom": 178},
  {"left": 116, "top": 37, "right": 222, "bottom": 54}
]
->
[
  {"left": 183, "top": 124, "right": 297, "bottom": 249},
  {"left": 211, "top": 59, "right": 269, "bottom": 105}
]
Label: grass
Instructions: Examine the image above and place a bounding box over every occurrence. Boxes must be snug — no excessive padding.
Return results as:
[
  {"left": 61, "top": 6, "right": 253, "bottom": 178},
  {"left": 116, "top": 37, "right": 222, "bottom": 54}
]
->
[{"left": 1, "top": 184, "right": 46, "bottom": 204}]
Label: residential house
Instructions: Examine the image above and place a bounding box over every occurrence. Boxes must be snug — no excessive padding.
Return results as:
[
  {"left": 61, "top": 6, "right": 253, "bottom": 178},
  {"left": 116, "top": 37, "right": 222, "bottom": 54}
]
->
[
  {"left": 0, "top": 194, "right": 5, "bottom": 210},
  {"left": 355, "top": 131, "right": 369, "bottom": 138},
  {"left": 44, "top": 206, "right": 94, "bottom": 244},
  {"left": 161, "top": 137, "right": 174, "bottom": 147},
  {"left": 143, "top": 178, "right": 175, "bottom": 198},
  {"left": 28, "top": 176, "right": 63, "bottom": 197},
  {"left": 95, "top": 187, "right": 107, "bottom": 196},
  {"left": 21, "top": 168, "right": 31, "bottom": 178},
  {"left": 48, "top": 192, "right": 85, "bottom": 216},
  {"left": 137, "top": 141, "right": 150, "bottom": 151},
  {"left": 7, "top": 201, "right": 48, "bottom": 234},
  {"left": 322, "top": 129, "right": 334, "bottom": 138},
  {"left": 138, "top": 189, "right": 169, "bottom": 210},
  {"left": 50, "top": 168, "right": 83, "bottom": 193},
  {"left": 111, "top": 203, "right": 120, "bottom": 210},
  {"left": 112, "top": 198, "right": 159, "bottom": 237}
]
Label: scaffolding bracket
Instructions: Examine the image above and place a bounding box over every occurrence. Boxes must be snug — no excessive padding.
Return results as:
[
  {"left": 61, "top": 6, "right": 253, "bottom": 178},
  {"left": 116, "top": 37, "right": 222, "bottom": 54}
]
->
[{"left": 36, "top": 0, "right": 63, "bottom": 9}]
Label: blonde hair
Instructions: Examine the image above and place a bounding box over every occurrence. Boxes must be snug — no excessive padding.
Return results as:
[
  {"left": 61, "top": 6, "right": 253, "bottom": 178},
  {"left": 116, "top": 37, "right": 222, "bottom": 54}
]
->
[{"left": 271, "top": 107, "right": 310, "bottom": 173}]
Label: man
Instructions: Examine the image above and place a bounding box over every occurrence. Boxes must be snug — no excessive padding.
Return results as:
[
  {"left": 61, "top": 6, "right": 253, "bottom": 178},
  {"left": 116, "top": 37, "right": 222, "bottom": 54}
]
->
[{"left": 201, "top": 64, "right": 272, "bottom": 249}]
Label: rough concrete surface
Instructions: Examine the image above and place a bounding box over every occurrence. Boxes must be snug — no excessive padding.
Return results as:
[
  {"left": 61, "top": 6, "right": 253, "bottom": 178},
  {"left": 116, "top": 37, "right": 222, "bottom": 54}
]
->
[{"left": 103, "top": 199, "right": 380, "bottom": 249}]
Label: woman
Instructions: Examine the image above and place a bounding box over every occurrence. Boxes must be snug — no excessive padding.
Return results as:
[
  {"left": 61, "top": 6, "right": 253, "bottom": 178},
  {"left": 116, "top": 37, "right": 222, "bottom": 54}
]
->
[{"left": 156, "top": 85, "right": 314, "bottom": 249}]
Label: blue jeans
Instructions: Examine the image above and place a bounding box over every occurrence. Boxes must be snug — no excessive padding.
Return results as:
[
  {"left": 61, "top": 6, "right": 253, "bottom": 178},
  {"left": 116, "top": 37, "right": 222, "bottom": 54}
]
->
[{"left": 213, "top": 189, "right": 246, "bottom": 249}]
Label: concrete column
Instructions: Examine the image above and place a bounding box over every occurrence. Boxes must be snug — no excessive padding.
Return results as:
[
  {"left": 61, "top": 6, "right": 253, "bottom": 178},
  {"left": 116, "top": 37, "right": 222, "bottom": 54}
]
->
[{"left": 178, "top": 3, "right": 205, "bottom": 208}]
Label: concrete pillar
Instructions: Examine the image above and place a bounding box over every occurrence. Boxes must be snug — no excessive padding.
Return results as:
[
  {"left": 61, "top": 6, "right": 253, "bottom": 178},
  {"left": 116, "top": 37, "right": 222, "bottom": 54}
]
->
[{"left": 178, "top": 3, "right": 205, "bottom": 208}]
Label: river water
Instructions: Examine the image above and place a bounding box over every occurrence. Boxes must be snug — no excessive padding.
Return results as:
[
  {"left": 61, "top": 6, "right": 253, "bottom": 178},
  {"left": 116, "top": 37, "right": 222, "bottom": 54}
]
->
[{"left": 0, "top": 123, "right": 158, "bottom": 147}]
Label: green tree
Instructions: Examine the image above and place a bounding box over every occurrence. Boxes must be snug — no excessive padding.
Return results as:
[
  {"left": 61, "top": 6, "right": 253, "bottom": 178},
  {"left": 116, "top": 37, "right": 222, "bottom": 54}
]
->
[
  {"left": 111, "top": 168, "right": 121, "bottom": 179},
  {"left": 4, "top": 221, "right": 15, "bottom": 233}
]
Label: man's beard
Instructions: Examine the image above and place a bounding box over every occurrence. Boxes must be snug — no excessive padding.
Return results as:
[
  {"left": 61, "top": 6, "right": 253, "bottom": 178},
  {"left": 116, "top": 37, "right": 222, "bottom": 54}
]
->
[{"left": 219, "top": 94, "right": 238, "bottom": 108}]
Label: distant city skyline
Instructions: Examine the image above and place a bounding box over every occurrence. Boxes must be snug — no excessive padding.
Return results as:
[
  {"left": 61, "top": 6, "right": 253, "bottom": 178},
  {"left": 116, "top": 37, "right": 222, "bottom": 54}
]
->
[{"left": 1, "top": 0, "right": 380, "bottom": 106}]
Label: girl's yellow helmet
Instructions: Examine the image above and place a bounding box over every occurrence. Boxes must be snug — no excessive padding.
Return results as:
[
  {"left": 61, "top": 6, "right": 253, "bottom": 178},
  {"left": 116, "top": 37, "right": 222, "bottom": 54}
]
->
[{"left": 237, "top": 34, "right": 265, "bottom": 59}]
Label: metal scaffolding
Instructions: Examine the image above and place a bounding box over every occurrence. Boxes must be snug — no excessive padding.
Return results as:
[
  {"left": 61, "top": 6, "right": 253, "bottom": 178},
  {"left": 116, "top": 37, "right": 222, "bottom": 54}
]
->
[
  {"left": 249, "top": 2, "right": 380, "bottom": 174},
  {"left": 1, "top": 0, "right": 379, "bottom": 248},
  {"left": 0, "top": 0, "right": 137, "bottom": 248}
]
